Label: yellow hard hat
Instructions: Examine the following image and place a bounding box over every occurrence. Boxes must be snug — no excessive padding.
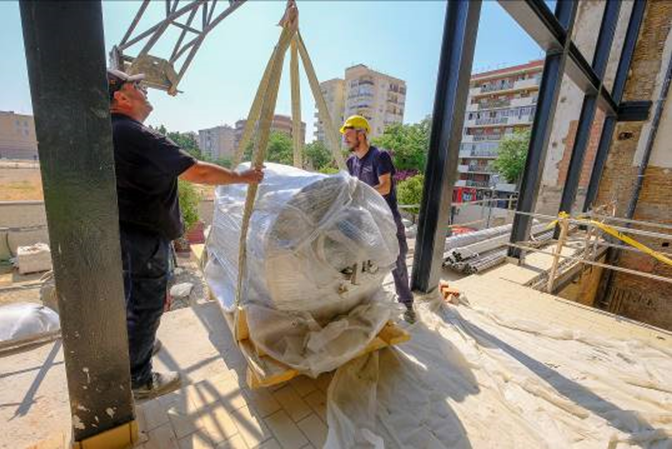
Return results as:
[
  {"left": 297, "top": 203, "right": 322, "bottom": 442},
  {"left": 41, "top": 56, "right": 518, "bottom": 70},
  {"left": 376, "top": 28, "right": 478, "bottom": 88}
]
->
[{"left": 340, "top": 115, "right": 371, "bottom": 134}]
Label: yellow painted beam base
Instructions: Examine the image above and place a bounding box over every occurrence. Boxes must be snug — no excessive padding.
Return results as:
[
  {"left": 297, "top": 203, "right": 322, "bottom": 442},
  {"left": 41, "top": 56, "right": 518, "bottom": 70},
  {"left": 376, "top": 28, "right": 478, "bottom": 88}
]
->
[{"left": 72, "top": 420, "right": 138, "bottom": 449}]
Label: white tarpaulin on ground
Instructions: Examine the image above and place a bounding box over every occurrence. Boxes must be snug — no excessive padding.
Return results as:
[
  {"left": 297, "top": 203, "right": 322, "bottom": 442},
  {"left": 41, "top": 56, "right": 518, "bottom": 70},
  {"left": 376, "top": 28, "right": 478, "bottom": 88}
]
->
[{"left": 326, "top": 295, "right": 672, "bottom": 448}]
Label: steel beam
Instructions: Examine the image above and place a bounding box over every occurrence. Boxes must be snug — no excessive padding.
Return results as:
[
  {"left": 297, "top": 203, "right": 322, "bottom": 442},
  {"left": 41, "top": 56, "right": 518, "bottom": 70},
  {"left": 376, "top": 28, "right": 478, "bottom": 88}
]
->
[
  {"left": 19, "top": 0, "right": 134, "bottom": 443},
  {"left": 617, "top": 100, "right": 652, "bottom": 122},
  {"left": 507, "top": 0, "right": 578, "bottom": 260},
  {"left": 499, "top": 0, "right": 617, "bottom": 117},
  {"left": 556, "top": 0, "right": 621, "bottom": 228},
  {"left": 583, "top": 0, "right": 647, "bottom": 213},
  {"left": 412, "top": 0, "right": 481, "bottom": 293}
]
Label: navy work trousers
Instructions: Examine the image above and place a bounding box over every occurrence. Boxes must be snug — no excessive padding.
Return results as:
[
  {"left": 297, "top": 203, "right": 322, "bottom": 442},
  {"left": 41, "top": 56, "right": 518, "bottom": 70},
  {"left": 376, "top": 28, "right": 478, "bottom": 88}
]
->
[
  {"left": 120, "top": 226, "right": 170, "bottom": 388},
  {"left": 393, "top": 218, "right": 414, "bottom": 307}
]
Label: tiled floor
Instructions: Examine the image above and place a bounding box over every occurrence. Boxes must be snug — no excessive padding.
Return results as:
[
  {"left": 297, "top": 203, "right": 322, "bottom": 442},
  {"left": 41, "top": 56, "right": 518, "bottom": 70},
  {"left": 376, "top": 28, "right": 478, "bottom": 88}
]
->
[
  {"left": 134, "top": 366, "right": 331, "bottom": 449},
  {"left": 6, "top": 240, "right": 670, "bottom": 448}
]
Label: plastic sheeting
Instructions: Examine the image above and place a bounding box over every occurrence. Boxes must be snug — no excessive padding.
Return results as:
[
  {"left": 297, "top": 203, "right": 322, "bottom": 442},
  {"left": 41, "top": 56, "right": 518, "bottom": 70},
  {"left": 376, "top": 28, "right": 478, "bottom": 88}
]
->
[
  {"left": 326, "top": 296, "right": 672, "bottom": 448},
  {"left": 0, "top": 303, "right": 60, "bottom": 350},
  {"left": 205, "top": 163, "right": 400, "bottom": 376}
]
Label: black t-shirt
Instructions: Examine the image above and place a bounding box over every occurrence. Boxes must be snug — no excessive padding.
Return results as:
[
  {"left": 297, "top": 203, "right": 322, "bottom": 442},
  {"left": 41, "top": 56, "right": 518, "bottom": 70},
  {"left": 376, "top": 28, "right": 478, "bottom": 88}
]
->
[
  {"left": 111, "top": 113, "right": 196, "bottom": 240},
  {"left": 346, "top": 146, "right": 400, "bottom": 218}
]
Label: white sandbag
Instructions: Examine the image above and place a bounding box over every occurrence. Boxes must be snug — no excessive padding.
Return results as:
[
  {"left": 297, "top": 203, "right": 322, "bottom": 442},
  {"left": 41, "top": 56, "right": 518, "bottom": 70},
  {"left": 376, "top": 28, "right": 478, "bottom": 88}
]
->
[{"left": 0, "top": 303, "right": 60, "bottom": 350}]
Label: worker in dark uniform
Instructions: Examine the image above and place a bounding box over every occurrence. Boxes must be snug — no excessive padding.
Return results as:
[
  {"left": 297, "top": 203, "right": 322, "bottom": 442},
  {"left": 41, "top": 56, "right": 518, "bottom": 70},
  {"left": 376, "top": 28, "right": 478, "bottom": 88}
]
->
[
  {"left": 340, "top": 115, "right": 416, "bottom": 324},
  {"left": 108, "top": 69, "right": 264, "bottom": 399}
]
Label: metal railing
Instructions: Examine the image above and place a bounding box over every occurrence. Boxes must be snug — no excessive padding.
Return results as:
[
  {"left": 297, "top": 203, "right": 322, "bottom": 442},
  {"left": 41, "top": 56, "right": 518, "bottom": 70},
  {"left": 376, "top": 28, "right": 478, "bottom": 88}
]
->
[
  {"left": 506, "top": 210, "right": 672, "bottom": 292},
  {"left": 478, "top": 99, "right": 511, "bottom": 109},
  {"left": 472, "top": 134, "right": 502, "bottom": 141},
  {"left": 481, "top": 82, "right": 514, "bottom": 93},
  {"left": 475, "top": 117, "right": 508, "bottom": 126}
]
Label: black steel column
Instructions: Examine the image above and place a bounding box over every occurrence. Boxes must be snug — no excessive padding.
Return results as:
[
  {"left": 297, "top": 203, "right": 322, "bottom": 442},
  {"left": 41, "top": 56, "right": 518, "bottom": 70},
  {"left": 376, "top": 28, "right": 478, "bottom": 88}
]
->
[
  {"left": 583, "top": 0, "right": 647, "bottom": 213},
  {"left": 411, "top": 0, "right": 481, "bottom": 292},
  {"left": 554, "top": 0, "right": 621, "bottom": 238},
  {"left": 20, "top": 1, "right": 135, "bottom": 443},
  {"left": 507, "top": 0, "right": 578, "bottom": 260}
]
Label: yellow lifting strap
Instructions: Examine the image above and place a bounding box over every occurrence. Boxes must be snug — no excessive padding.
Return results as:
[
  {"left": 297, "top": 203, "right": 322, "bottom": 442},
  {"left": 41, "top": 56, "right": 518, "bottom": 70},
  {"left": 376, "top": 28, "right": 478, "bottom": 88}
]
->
[{"left": 232, "top": 1, "right": 345, "bottom": 309}]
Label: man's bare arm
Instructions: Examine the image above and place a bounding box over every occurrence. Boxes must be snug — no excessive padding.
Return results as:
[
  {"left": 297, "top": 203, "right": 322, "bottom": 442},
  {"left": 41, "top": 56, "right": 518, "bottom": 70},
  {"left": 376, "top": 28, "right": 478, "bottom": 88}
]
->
[
  {"left": 179, "top": 161, "right": 263, "bottom": 185},
  {"left": 375, "top": 173, "right": 392, "bottom": 196}
]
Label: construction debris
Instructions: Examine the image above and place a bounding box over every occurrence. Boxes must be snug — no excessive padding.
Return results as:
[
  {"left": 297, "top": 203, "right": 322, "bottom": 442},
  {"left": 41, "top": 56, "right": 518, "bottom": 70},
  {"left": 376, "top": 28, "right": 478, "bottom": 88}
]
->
[
  {"left": 169, "top": 282, "right": 194, "bottom": 299},
  {"left": 16, "top": 243, "right": 52, "bottom": 275}
]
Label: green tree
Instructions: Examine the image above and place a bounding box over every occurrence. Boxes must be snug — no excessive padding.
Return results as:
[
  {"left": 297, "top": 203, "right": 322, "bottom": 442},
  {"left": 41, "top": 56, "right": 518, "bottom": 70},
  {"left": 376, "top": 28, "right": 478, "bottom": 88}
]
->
[
  {"left": 318, "top": 166, "right": 340, "bottom": 175},
  {"left": 397, "top": 174, "right": 424, "bottom": 214},
  {"left": 304, "top": 140, "right": 334, "bottom": 171},
  {"left": 493, "top": 129, "right": 530, "bottom": 184},
  {"left": 243, "top": 131, "right": 294, "bottom": 165},
  {"left": 178, "top": 179, "right": 201, "bottom": 231},
  {"left": 154, "top": 124, "right": 203, "bottom": 159},
  {"left": 372, "top": 116, "right": 431, "bottom": 172}
]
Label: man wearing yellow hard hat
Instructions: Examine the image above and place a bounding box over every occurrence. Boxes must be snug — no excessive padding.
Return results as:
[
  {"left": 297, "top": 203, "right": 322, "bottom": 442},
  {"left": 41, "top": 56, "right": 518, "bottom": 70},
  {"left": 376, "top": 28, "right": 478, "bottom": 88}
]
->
[{"left": 341, "top": 115, "right": 416, "bottom": 323}]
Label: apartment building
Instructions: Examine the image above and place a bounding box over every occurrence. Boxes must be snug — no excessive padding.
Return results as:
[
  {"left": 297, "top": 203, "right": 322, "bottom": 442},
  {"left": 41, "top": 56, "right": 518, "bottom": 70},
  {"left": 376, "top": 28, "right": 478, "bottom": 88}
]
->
[
  {"left": 0, "top": 111, "right": 38, "bottom": 160},
  {"left": 454, "top": 60, "right": 543, "bottom": 204},
  {"left": 314, "top": 78, "right": 346, "bottom": 143},
  {"left": 314, "top": 64, "right": 406, "bottom": 142},
  {"left": 198, "top": 125, "right": 235, "bottom": 160},
  {"left": 235, "top": 114, "right": 305, "bottom": 149}
]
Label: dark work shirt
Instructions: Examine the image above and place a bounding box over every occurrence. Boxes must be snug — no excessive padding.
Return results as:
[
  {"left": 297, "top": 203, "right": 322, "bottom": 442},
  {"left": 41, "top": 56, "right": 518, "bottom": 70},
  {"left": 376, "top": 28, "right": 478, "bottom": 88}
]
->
[
  {"left": 346, "top": 146, "right": 401, "bottom": 219},
  {"left": 111, "top": 113, "right": 197, "bottom": 240}
]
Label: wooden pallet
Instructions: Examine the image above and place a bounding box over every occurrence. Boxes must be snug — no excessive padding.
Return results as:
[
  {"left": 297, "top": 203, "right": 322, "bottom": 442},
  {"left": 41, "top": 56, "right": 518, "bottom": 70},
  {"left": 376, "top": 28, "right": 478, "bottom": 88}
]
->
[{"left": 191, "top": 244, "right": 411, "bottom": 389}]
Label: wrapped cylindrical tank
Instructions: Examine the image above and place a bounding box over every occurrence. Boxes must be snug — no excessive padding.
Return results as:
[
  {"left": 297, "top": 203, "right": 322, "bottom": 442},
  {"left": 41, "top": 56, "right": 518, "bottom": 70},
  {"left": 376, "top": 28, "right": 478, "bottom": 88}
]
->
[{"left": 205, "top": 163, "right": 400, "bottom": 376}]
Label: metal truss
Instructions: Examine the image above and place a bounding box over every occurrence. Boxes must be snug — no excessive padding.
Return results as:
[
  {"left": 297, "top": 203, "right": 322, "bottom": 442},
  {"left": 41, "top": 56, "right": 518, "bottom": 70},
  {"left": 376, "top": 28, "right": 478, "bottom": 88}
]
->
[{"left": 109, "top": 0, "right": 247, "bottom": 95}]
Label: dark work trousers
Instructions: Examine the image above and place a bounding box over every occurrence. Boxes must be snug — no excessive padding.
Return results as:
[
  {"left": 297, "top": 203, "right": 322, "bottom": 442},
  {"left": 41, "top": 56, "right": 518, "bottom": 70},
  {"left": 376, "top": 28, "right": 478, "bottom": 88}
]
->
[
  {"left": 120, "top": 226, "right": 170, "bottom": 388},
  {"left": 392, "top": 217, "right": 414, "bottom": 308}
]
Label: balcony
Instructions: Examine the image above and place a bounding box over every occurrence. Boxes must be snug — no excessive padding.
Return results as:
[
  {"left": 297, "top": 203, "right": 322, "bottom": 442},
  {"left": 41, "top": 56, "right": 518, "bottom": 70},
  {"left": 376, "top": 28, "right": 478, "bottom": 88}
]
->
[
  {"left": 465, "top": 180, "right": 491, "bottom": 188},
  {"left": 459, "top": 149, "right": 499, "bottom": 158},
  {"left": 459, "top": 162, "right": 495, "bottom": 173},
  {"left": 481, "top": 82, "right": 514, "bottom": 93},
  {"left": 514, "top": 77, "right": 540, "bottom": 90},
  {"left": 506, "top": 115, "right": 534, "bottom": 126},
  {"left": 472, "top": 134, "right": 502, "bottom": 142},
  {"left": 474, "top": 117, "right": 508, "bottom": 126},
  {"left": 511, "top": 96, "right": 536, "bottom": 108},
  {"left": 478, "top": 98, "right": 511, "bottom": 110},
  {"left": 466, "top": 102, "right": 479, "bottom": 112},
  {"left": 347, "top": 92, "right": 374, "bottom": 100}
]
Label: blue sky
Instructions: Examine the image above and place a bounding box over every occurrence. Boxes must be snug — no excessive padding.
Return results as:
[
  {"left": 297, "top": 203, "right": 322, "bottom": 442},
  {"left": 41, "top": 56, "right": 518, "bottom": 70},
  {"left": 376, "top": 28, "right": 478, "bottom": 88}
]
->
[{"left": 0, "top": 1, "right": 543, "bottom": 141}]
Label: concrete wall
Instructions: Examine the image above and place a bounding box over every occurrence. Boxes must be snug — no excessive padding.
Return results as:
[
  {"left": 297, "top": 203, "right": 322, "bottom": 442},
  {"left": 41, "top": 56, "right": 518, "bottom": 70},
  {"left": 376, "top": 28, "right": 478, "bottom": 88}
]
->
[
  {"left": 0, "top": 201, "right": 49, "bottom": 260},
  {"left": 452, "top": 204, "right": 514, "bottom": 230},
  {"left": 0, "top": 198, "right": 217, "bottom": 260}
]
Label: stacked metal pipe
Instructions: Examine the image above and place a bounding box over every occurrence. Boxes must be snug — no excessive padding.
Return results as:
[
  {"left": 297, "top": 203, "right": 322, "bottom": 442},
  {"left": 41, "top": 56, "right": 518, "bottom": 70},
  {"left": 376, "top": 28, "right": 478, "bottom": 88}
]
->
[{"left": 443, "top": 225, "right": 553, "bottom": 274}]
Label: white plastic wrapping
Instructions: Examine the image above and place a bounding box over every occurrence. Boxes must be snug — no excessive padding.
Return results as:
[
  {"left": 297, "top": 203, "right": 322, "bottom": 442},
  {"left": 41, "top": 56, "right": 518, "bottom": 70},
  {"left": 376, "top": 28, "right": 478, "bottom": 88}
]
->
[
  {"left": 205, "top": 163, "right": 400, "bottom": 376},
  {"left": 0, "top": 303, "right": 60, "bottom": 350}
]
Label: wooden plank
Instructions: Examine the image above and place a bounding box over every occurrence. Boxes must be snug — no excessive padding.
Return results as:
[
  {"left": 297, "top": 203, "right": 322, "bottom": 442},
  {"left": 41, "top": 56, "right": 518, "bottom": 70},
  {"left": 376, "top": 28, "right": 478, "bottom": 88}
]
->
[
  {"left": 377, "top": 323, "right": 411, "bottom": 345},
  {"left": 190, "top": 243, "right": 206, "bottom": 264}
]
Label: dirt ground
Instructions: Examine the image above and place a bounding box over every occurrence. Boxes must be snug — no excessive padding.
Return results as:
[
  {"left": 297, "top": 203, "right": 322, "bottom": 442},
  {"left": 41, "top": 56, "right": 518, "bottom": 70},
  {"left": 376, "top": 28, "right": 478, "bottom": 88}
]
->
[
  {"left": 0, "top": 164, "right": 43, "bottom": 201},
  {"left": 0, "top": 164, "right": 215, "bottom": 202}
]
